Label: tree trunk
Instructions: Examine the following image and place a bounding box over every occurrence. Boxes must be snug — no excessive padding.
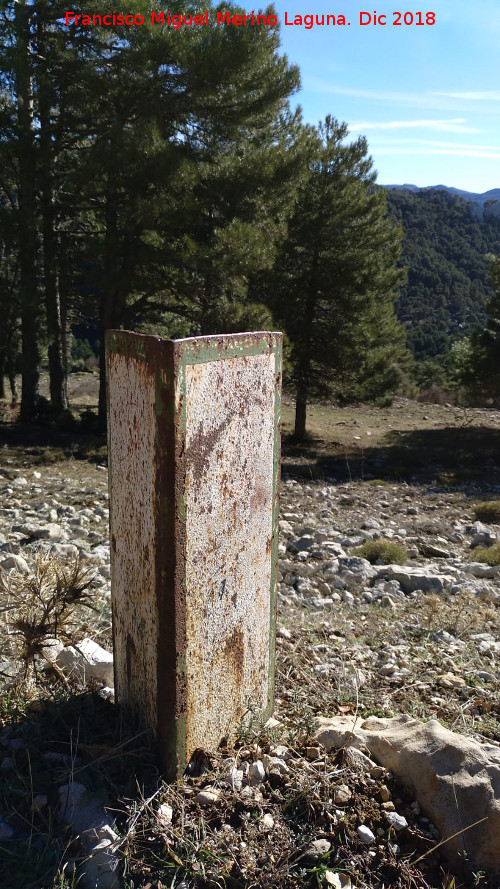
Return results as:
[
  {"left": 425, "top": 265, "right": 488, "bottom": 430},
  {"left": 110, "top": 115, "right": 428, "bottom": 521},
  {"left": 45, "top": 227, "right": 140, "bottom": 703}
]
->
[
  {"left": 15, "top": 2, "right": 39, "bottom": 423},
  {"left": 98, "top": 166, "right": 122, "bottom": 434},
  {"left": 0, "top": 356, "right": 5, "bottom": 400},
  {"left": 292, "top": 247, "right": 321, "bottom": 441},
  {"left": 38, "top": 17, "right": 68, "bottom": 414},
  {"left": 294, "top": 391, "right": 307, "bottom": 440}
]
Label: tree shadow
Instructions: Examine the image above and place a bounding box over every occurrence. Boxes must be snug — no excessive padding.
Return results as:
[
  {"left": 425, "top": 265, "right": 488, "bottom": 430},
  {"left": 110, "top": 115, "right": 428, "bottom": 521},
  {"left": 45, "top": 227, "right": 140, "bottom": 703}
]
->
[
  {"left": 282, "top": 424, "right": 500, "bottom": 489},
  {"left": 0, "top": 688, "right": 157, "bottom": 889}
]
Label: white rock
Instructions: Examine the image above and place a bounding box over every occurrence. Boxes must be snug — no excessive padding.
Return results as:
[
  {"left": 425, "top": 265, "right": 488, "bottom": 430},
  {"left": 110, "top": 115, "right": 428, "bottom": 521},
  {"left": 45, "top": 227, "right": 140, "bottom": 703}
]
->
[
  {"left": 41, "top": 637, "right": 65, "bottom": 663},
  {"left": 56, "top": 638, "right": 114, "bottom": 686},
  {"left": 260, "top": 813, "right": 274, "bottom": 831},
  {"left": 376, "top": 565, "right": 453, "bottom": 594},
  {"left": 226, "top": 767, "right": 244, "bottom": 791},
  {"left": 249, "top": 760, "right": 266, "bottom": 785},
  {"left": 12, "top": 476, "right": 28, "bottom": 488},
  {"left": 0, "top": 554, "right": 30, "bottom": 573},
  {"left": 315, "top": 713, "right": 500, "bottom": 876},
  {"left": 357, "top": 824, "right": 376, "bottom": 844},
  {"left": 262, "top": 754, "right": 289, "bottom": 774},
  {"left": 325, "top": 872, "right": 351, "bottom": 888},
  {"left": 194, "top": 787, "right": 221, "bottom": 806},
  {"left": 305, "top": 838, "right": 331, "bottom": 858},
  {"left": 50, "top": 543, "right": 79, "bottom": 559},
  {"left": 58, "top": 782, "right": 120, "bottom": 889},
  {"left": 333, "top": 785, "right": 351, "bottom": 805},
  {"left": 157, "top": 803, "right": 173, "bottom": 825},
  {"left": 385, "top": 811, "right": 408, "bottom": 831}
]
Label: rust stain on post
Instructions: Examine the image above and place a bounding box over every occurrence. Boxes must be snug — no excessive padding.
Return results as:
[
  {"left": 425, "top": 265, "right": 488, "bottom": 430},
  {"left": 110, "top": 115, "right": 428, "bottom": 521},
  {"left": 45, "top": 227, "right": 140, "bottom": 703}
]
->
[{"left": 106, "top": 331, "right": 282, "bottom": 779}]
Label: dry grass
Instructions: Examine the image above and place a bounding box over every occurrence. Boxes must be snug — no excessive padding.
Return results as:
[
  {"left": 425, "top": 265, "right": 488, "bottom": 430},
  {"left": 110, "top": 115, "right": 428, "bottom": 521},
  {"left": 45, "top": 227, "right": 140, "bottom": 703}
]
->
[{"left": 0, "top": 556, "right": 96, "bottom": 687}]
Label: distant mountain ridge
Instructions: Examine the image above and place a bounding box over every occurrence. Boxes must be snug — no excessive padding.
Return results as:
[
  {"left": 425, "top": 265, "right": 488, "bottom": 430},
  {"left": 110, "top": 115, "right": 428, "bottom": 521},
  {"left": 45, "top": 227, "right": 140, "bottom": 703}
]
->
[{"left": 383, "top": 183, "right": 500, "bottom": 207}]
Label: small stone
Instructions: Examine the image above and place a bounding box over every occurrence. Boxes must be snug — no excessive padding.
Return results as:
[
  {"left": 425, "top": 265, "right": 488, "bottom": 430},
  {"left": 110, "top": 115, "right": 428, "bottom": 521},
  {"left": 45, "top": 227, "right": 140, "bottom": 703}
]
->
[
  {"left": 50, "top": 543, "right": 79, "bottom": 559},
  {"left": 325, "top": 872, "right": 351, "bottom": 888},
  {"left": 0, "top": 819, "right": 15, "bottom": 839},
  {"left": 249, "top": 760, "right": 266, "bottom": 785},
  {"left": 0, "top": 554, "right": 30, "bottom": 574},
  {"left": 194, "top": 787, "right": 221, "bottom": 806},
  {"left": 271, "top": 745, "right": 289, "bottom": 759},
  {"left": 357, "top": 824, "right": 376, "bottom": 844},
  {"left": 262, "top": 754, "right": 288, "bottom": 774},
  {"left": 277, "top": 626, "right": 291, "bottom": 640},
  {"left": 385, "top": 812, "right": 408, "bottom": 831},
  {"left": 437, "top": 672, "right": 465, "bottom": 690},
  {"left": 306, "top": 746, "right": 322, "bottom": 761},
  {"left": 380, "top": 595, "right": 396, "bottom": 609},
  {"left": 379, "top": 785, "right": 390, "bottom": 802},
  {"left": 305, "top": 838, "right": 331, "bottom": 859},
  {"left": 333, "top": 785, "right": 351, "bottom": 806},
  {"left": 260, "top": 813, "right": 274, "bottom": 831},
  {"left": 476, "top": 671, "right": 496, "bottom": 683},
  {"left": 381, "top": 801, "right": 395, "bottom": 811},
  {"left": 12, "top": 476, "right": 28, "bottom": 488},
  {"left": 240, "top": 785, "right": 263, "bottom": 803},
  {"left": 226, "top": 767, "right": 244, "bottom": 791},
  {"left": 157, "top": 803, "right": 173, "bottom": 825}
]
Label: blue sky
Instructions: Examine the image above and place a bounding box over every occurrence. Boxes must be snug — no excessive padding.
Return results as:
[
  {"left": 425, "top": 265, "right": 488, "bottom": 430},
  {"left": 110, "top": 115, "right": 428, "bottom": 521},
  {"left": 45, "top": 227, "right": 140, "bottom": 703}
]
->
[{"left": 264, "top": 0, "right": 500, "bottom": 193}]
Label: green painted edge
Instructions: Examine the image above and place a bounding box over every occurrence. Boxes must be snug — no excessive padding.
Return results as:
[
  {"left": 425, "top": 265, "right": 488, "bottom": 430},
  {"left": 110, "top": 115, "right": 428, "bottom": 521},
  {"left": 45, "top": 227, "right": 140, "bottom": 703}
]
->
[
  {"left": 173, "top": 331, "right": 282, "bottom": 366},
  {"left": 266, "top": 339, "right": 282, "bottom": 719}
]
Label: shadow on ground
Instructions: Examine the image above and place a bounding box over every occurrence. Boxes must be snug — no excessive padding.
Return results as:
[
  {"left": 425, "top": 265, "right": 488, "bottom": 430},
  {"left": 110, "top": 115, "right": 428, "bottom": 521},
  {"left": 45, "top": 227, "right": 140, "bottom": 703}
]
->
[
  {"left": 282, "top": 425, "right": 500, "bottom": 488},
  {"left": 0, "top": 689, "right": 157, "bottom": 889}
]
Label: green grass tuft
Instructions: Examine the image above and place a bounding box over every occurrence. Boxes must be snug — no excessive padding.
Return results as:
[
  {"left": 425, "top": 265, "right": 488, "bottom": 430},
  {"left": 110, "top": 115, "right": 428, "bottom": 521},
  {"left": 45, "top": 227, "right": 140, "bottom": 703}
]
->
[
  {"left": 353, "top": 539, "right": 409, "bottom": 565},
  {"left": 468, "top": 542, "right": 500, "bottom": 566},
  {"left": 474, "top": 501, "right": 500, "bottom": 523}
]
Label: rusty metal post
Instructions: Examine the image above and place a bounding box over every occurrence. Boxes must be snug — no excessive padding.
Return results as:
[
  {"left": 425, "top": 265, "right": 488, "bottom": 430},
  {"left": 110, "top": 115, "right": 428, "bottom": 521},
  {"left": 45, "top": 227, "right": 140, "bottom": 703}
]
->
[{"left": 106, "top": 331, "right": 282, "bottom": 778}]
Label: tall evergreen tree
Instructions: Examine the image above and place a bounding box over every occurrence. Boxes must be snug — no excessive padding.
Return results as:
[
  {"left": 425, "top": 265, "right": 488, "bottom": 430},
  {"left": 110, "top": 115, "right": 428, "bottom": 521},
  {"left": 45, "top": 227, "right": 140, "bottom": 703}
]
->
[
  {"left": 0, "top": 1, "right": 301, "bottom": 426},
  {"left": 464, "top": 254, "right": 500, "bottom": 399},
  {"left": 263, "top": 116, "right": 409, "bottom": 439},
  {"left": 68, "top": 2, "right": 301, "bottom": 428}
]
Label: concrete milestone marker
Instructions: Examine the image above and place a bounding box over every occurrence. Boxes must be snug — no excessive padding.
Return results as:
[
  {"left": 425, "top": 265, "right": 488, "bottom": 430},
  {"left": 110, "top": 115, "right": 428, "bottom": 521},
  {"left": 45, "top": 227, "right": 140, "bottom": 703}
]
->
[{"left": 106, "top": 330, "right": 282, "bottom": 778}]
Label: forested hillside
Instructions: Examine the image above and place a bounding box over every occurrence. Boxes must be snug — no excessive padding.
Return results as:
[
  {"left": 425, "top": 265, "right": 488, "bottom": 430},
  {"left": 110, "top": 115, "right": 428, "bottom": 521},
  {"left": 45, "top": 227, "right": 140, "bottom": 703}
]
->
[{"left": 385, "top": 189, "right": 500, "bottom": 363}]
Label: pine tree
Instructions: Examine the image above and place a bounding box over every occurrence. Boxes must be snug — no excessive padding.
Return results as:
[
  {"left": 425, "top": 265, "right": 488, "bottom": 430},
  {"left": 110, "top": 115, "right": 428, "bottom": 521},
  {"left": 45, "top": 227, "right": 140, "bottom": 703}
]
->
[
  {"left": 0, "top": 0, "right": 301, "bottom": 426},
  {"left": 67, "top": 1, "right": 301, "bottom": 429},
  {"left": 465, "top": 254, "right": 500, "bottom": 399},
  {"left": 263, "top": 116, "right": 409, "bottom": 439}
]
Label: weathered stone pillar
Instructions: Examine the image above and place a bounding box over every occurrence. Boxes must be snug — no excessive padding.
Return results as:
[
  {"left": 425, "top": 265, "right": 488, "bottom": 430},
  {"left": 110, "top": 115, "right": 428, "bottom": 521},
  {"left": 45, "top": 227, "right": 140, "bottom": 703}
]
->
[{"left": 106, "top": 331, "right": 282, "bottom": 778}]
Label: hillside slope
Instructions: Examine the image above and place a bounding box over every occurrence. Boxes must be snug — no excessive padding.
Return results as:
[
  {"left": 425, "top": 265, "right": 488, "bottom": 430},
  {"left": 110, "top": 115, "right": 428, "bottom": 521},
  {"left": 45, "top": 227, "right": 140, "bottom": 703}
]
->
[{"left": 385, "top": 188, "right": 500, "bottom": 362}]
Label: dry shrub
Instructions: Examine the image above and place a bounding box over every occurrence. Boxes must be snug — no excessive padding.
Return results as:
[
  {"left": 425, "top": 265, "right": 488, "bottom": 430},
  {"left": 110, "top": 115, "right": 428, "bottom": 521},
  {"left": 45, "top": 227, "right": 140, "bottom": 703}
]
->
[
  {"left": 474, "top": 501, "right": 500, "bottom": 523},
  {"left": 0, "top": 556, "right": 96, "bottom": 684},
  {"left": 468, "top": 543, "right": 500, "bottom": 566}
]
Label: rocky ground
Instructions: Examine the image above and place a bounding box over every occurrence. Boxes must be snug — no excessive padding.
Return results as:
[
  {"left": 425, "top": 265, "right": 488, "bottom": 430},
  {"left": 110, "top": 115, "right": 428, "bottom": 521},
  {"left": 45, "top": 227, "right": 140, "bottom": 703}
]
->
[{"left": 1, "top": 399, "right": 500, "bottom": 888}]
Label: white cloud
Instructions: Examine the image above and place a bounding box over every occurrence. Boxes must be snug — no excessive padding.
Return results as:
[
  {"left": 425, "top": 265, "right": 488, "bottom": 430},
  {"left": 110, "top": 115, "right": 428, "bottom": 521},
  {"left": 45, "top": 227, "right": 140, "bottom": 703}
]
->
[
  {"left": 434, "top": 91, "right": 500, "bottom": 102},
  {"left": 304, "top": 81, "right": 500, "bottom": 116},
  {"left": 385, "top": 139, "right": 500, "bottom": 151},
  {"left": 350, "top": 119, "right": 480, "bottom": 133},
  {"left": 376, "top": 147, "right": 500, "bottom": 159}
]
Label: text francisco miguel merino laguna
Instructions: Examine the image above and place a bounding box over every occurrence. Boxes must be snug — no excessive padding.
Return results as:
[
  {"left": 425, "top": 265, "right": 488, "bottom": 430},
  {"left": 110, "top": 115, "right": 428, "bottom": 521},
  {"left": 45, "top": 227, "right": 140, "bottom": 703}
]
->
[{"left": 65, "top": 9, "right": 359, "bottom": 28}]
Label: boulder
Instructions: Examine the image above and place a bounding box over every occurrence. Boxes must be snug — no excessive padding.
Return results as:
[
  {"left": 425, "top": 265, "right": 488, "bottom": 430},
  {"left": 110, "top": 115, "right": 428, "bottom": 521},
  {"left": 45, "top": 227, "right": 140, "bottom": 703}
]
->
[
  {"left": 375, "top": 565, "right": 454, "bottom": 594},
  {"left": 315, "top": 713, "right": 500, "bottom": 876}
]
